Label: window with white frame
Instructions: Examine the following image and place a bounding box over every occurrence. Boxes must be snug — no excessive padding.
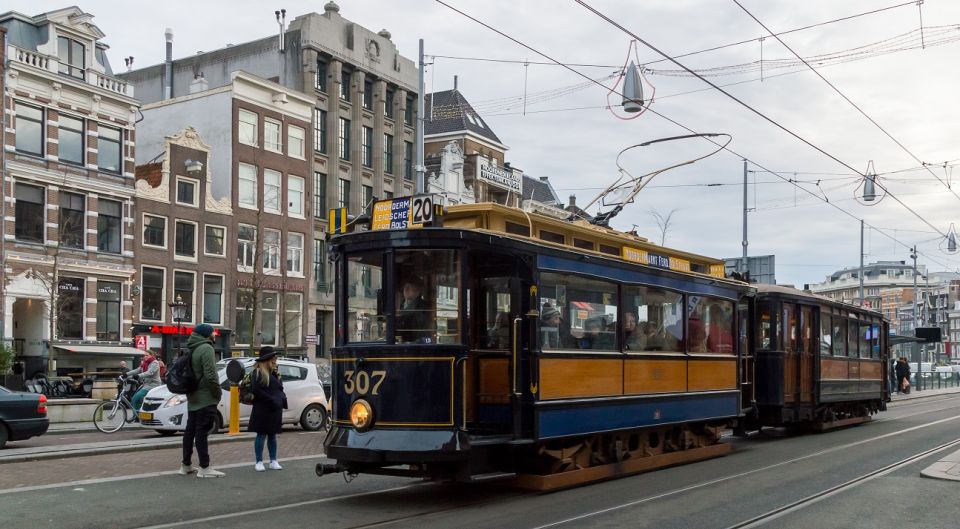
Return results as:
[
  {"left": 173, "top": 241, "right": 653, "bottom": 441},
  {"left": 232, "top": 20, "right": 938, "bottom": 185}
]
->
[
  {"left": 176, "top": 176, "right": 199, "bottom": 207},
  {"left": 235, "top": 289, "right": 254, "bottom": 345},
  {"left": 202, "top": 274, "right": 224, "bottom": 325},
  {"left": 239, "top": 109, "right": 258, "bottom": 146},
  {"left": 14, "top": 183, "right": 44, "bottom": 243},
  {"left": 263, "top": 229, "right": 281, "bottom": 273},
  {"left": 288, "top": 126, "right": 305, "bottom": 158},
  {"left": 15, "top": 102, "right": 44, "bottom": 156},
  {"left": 284, "top": 292, "right": 303, "bottom": 346},
  {"left": 264, "top": 119, "right": 282, "bottom": 153},
  {"left": 58, "top": 191, "right": 85, "bottom": 249},
  {"left": 238, "top": 163, "right": 257, "bottom": 208},
  {"left": 263, "top": 169, "right": 281, "bottom": 213},
  {"left": 97, "top": 199, "right": 122, "bottom": 254},
  {"left": 98, "top": 126, "right": 123, "bottom": 174},
  {"left": 142, "top": 214, "right": 167, "bottom": 249},
  {"left": 173, "top": 271, "right": 196, "bottom": 322},
  {"left": 204, "top": 225, "right": 225, "bottom": 256},
  {"left": 141, "top": 266, "right": 165, "bottom": 321},
  {"left": 287, "top": 232, "right": 303, "bottom": 275},
  {"left": 58, "top": 114, "right": 84, "bottom": 166},
  {"left": 237, "top": 224, "right": 257, "bottom": 269},
  {"left": 262, "top": 292, "right": 279, "bottom": 346},
  {"left": 57, "top": 36, "right": 85, "bottom": 79},
  {"left": 288, "top": 176, "right": 304, "bottom": 216},
  {"left": 96, "top": 281, "right": 121, "bottom": 341},
  {"left": 174, "top": 220, "right": 197, "bottom": 259}
]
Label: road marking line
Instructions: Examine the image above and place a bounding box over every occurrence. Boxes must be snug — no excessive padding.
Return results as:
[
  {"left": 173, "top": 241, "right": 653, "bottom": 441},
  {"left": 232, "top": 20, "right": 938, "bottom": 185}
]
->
[
  {"left": 0, "top": 454, "right": 325, "bottom": 495},
  {"left": 529, "top": 412, "right": 960, "bottom": 529},
  {"left": 137, "top": 483, "right": 428, "bottom": 529}
]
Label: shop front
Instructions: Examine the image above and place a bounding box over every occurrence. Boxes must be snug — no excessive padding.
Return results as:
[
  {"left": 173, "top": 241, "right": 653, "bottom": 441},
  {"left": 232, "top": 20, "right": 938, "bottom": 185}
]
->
[{"left": 131, "top": 324, "right": 233, "bottom": 364}]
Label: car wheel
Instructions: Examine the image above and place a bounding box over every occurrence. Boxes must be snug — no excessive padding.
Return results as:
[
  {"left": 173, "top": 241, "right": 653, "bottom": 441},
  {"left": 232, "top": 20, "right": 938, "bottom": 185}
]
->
[
  {"left": 208, "top": 414, "right": 223, "bottom": 435},
  {"left": 0, "top": 423, "right": 8, "bottom": 448},
  {"left": 300, "top": 404, "right": 327, "bottom": 431},
  {"left": 155, "top": 430, "right": 177, "bottom": 437}
]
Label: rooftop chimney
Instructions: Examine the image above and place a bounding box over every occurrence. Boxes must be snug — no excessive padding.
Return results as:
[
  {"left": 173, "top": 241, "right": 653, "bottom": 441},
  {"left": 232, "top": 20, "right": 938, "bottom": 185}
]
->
[
  {"left": 164, "top": 28, "right": 173, "bottom": 100},
  {"left": 569, "top": 195, "right": 577, "bottom": 208},
  {"left": 189, "top": 73, "right": 208, "bottom": 94},
  {"left": 454, "top": 75, "right": 458, "bottom": 91}
]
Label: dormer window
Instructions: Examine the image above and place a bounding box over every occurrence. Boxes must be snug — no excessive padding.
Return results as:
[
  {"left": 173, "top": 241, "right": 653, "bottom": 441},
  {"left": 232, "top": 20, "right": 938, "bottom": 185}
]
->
[{"left": 57, "top": 36, "right": 85, "bottom": 79}]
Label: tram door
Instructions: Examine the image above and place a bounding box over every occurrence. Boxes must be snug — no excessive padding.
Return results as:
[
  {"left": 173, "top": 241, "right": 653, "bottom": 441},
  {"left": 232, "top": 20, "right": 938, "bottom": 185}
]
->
[{"left": 467, "top": 260, "right": 523, "bottom": 436}]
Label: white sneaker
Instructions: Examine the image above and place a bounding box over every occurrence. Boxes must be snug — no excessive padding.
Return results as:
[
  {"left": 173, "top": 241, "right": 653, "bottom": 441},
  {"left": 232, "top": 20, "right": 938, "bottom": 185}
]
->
[
  {"left": 268, "top": 460, "right": 283, "bottom": 470},
  {"left": 178, "top": 464, "right": 198, "bottom": 475},
  {"left": 254, "top": 461, "right": 265, "bottom": 472},
  {"left": 197, "top": 467, "right": 225, "bottom": 478}
]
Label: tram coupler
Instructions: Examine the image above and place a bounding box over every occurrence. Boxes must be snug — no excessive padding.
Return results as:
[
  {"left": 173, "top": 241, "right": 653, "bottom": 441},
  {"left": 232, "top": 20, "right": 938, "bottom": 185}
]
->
[{"left": 316, "top": 462, "right": 346, "bottom": 478}]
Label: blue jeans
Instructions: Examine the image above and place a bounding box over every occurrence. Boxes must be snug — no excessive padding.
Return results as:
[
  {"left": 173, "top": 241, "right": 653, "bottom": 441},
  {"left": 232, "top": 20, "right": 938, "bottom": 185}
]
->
[
  {"left": 131, "top": 387, "right": 149, "bottom": 412},
  {"left": 254, "top": 433, "right": 278, "bottom": 463}
]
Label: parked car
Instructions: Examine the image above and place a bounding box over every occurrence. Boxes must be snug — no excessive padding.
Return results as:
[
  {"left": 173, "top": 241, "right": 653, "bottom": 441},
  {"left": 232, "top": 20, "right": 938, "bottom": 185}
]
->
[
  {"left": 139, "top": 358, "right": 328, "bottom": 435},
  {"left": 0, "top": 384, "right": 49, "bottom": 448}
]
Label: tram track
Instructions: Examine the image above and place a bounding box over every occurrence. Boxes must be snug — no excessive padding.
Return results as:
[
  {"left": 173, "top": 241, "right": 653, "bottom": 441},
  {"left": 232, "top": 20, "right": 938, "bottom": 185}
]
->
[{"left": 721, "top": 437, "right": 960, "bottom": 529}]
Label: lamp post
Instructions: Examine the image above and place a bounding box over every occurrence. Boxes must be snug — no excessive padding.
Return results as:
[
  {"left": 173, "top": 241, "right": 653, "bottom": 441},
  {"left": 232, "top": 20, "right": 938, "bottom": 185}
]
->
[{"left": 168, "top": 294, "right": 187, "bottom": 360}]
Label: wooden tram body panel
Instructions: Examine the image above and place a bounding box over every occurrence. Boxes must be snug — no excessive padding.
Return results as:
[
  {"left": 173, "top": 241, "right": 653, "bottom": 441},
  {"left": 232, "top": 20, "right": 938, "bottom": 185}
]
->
[
  {"left": 750, "top": 284, "right": 888, "bottom": 429},
  {"left": 323, "top": 202, "right": 751, "bottom": 482}
]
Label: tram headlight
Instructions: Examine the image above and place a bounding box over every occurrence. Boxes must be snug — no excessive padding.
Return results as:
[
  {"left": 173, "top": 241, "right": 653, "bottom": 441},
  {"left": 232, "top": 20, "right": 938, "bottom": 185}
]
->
[{"left": 350, "top": 399, "right": 374, "bottom": 431}]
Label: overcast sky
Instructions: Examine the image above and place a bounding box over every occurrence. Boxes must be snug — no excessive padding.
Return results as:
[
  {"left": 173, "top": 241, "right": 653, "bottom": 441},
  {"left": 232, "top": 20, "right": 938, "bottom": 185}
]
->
[{"left": 10, "top": 0, "right": 960, "bottom": 287}]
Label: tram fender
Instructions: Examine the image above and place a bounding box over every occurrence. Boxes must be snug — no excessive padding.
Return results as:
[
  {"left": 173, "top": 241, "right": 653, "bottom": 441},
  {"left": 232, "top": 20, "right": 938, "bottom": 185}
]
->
[{"left": 325, "top": 426, "right": 471, "bottom": 464}]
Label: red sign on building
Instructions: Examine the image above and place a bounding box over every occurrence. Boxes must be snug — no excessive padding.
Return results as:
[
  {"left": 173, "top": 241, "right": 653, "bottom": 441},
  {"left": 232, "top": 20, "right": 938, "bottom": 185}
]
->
[{"left": 135, "top": 335, "right": 148, "bottom": 351}]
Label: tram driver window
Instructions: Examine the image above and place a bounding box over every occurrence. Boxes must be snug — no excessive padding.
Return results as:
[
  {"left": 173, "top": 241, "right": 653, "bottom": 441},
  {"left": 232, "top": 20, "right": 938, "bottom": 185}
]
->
[
  {"left": 346, "top": 252, "right": 386, "bottom": 343},
  {"left": 540, "top": 273, "right": 618, "bottom": 351},
  {"left": 395, "top": 250, "right": 460, "bottom": 344},
  {"left": 688, "top": 297, "right": 734, "bottom": 354},
  {"left": 623, "top": 285, "right": 683, "bottom": 352}
]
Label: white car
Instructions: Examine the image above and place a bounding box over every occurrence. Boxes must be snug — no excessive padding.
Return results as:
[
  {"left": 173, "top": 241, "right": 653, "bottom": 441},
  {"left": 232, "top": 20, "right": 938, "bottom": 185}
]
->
[{"left": 139, "top": 358, "right": 328, "bottom": 435}]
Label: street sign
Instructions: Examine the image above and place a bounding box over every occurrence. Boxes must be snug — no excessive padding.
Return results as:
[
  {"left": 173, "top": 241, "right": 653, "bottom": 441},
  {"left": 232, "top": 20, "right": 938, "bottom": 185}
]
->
[
  {"left": 135, "top": 335, "right": 148, "bottom": 351},
  {"left": 305, "top": 335, "right": 319, "bottom": 345}
]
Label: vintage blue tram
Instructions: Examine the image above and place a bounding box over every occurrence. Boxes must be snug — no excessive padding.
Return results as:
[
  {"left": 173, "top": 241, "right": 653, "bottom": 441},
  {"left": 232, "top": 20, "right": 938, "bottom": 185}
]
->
[{"left": 319, "top": 201, "right": 754, "bottom": 487}]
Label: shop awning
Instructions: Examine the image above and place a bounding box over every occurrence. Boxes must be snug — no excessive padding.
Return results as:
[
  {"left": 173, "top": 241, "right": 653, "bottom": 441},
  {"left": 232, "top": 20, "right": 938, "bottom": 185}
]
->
[{"left": 53, "top": 345, "right": 145, "bottom": 356}]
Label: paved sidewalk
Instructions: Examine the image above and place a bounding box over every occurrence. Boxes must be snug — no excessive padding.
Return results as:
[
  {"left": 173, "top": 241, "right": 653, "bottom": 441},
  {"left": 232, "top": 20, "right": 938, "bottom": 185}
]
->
[{"left": 890, "top": 384, "right": 960, "bottom": 402}]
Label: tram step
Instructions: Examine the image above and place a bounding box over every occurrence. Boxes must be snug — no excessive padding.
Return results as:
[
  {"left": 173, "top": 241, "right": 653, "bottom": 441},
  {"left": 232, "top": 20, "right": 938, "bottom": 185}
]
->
[
  {"left": 469, "top": 471, "right": 517, "bottom": 483},
  {"left": 470, "top": 436, "right": 535, "bottom": 446}
]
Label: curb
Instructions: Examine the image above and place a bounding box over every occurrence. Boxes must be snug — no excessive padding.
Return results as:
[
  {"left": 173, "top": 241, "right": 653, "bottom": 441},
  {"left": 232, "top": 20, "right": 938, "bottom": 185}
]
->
[
  {"left": 0, "top": 432, "right": 256, "bottom": 465},
  {"left": 921, "top": 448, "right": 960, "bottom": 482}
]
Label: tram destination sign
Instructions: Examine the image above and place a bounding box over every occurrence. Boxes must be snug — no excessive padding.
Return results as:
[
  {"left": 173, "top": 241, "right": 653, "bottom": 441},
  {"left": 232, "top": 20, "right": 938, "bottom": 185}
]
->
[{"left": 371, "top": 194, "right": 438, "bottom": 230}]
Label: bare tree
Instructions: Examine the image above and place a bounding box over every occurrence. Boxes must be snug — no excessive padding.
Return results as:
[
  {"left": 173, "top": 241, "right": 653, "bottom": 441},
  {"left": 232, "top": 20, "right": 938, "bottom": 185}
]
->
[{"left": 649, "top": 208, "right": 679, "bottom": 246}]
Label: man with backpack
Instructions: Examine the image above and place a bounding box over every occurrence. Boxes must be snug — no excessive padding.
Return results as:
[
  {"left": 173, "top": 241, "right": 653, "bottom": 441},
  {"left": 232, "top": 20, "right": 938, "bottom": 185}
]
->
[{"left": 179, "top": 324, "right": 224, "bottom": 478}]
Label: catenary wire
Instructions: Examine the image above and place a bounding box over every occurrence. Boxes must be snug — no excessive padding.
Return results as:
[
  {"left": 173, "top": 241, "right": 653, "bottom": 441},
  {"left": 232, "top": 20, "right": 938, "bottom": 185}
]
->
[
  {"left": 573, "top": 0, "right": 948, "bottom": 238},
  {"left": 432, "top": 0, "right": 957, "bottom": 271},
  {"left": 731, "top": 0, "right": 960, "bottom": 204}
]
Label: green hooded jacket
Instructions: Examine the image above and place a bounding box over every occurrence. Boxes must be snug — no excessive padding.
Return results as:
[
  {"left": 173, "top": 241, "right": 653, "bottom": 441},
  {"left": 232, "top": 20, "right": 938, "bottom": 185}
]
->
[{"left": 185, "top": 333, "right": 222, "bottom": 411}]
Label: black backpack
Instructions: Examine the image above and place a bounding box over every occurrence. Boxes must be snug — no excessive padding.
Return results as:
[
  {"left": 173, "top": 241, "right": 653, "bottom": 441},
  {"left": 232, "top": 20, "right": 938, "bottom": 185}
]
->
[
  {"left": 238, "top": 371, "right": 255, "bottom": 405},
  {"left": 165, "top": 350, "right": 199, "bottom": 394}
]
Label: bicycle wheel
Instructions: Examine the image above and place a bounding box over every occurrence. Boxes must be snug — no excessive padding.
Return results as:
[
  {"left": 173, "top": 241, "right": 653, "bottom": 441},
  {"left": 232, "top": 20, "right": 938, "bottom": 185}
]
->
[{"left": 93, "top": 400, "right": 129, "bottom": 433}]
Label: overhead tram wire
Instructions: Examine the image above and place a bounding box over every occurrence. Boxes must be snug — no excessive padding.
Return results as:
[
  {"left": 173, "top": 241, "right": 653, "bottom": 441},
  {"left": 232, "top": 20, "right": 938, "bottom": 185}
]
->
[
  {"left": 572, "top": 0, "right": 948, "bottom": 239},
  {"left": 431, "top": 0, "right": 957, "bottom": 271},
  {"left": 731, "top": 0, "right": 960, "bottom": 205}
]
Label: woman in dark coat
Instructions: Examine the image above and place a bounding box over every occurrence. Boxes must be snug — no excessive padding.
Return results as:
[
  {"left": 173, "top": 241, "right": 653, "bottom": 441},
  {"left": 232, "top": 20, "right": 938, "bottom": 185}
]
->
[
  {"left": 895, "top": 357, "right": 911, "bottom": 394},
  {"left": 249, "top": 346, "right": 286, "bottom": 471}
]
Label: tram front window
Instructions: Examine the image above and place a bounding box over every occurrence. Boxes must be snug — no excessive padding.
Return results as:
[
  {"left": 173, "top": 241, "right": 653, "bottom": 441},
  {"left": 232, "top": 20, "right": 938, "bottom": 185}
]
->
[
  {"left": 395, "top": 250, "right": 460, "bottom": 344},
  {"left": 347, "top": 252, "right": 386, "bottom": 343}
]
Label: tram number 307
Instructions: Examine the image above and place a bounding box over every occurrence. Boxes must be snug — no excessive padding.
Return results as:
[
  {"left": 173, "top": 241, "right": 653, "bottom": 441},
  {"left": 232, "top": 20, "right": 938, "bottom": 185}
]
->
[{"left": 343, "top": 370, "right": 387, "bottom": 396}]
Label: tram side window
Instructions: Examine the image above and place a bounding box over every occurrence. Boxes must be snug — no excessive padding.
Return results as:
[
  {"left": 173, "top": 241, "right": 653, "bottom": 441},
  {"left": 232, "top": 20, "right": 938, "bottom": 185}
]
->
[
  {"left": 757, "top": 301, "right": 774, "bottom": 351},
  {"left": 782, "top": 304, "right": 797, "bottom": 354},
  {"left": 480, "top": 277, "right": 512, "bottom": 349},
  {"left": 395, "top": 250, "right": 460, "bottom": 344},
  {"left": 688, "top": 297, "right": 734, "bottom": 354},
  {"left": 847, "top": 318, "right": 860, "bottom": 358},
  {"left": 346, "top": 252, "right": 386, "bottom": 343},
  {"left": 623, "top": 285, "right": 683, "bottom": 352},
  {"left": 801, "top": 306, "right": 815, "bottom": 354},
  {"left": 832, "top": 317, "right": 847, "bottom": 357},
  {"left": 870, "top": 321, "right": 881, "bottom": 359},
  {"left": 540, "top": 273, "right": 618, "bottom": 351},
  {"left": 820, "top": 313, "right": 832, "bottom": 355},
  {"left": 859, "top": 319, "right": 872, "bottom": 359}
]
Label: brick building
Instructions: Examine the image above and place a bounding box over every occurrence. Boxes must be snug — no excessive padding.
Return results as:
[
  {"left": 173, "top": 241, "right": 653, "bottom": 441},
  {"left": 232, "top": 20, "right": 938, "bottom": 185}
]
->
[{"left": 1, "top": 8, "right": 141, "bottom": 377}]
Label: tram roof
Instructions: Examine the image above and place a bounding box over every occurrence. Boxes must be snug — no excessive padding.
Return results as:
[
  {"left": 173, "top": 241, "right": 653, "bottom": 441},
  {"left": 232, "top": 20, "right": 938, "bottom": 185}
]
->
[
  {"left": 441, "top": 202, "right": 729, "bottom": 280},
  {"left": 753, "top": 283, "right": 884, "bottom": 317}
]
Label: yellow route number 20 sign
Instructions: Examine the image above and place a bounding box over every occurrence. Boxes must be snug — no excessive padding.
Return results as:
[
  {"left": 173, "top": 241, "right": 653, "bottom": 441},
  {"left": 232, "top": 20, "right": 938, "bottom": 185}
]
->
[{"left": 371, "top": 194, "right": 440, "bottom": 230}]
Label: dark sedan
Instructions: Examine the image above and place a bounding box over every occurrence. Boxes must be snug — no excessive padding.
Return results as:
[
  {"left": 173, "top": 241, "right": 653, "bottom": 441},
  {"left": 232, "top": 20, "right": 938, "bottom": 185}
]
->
[{"left": 0, "top": 385, "right": 49, "bottom": 448}]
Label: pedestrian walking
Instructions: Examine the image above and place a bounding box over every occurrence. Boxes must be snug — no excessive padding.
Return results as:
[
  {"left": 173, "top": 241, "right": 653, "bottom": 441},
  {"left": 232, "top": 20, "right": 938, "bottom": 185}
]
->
[
  {"left": 125, "top": 351, "right": 161, "bottom": 412},
  {"left": 249, "top": 346, "right": 286, "bottom": 472},
  {"left": 180, "top": 323, "right": 224, "bottom": 478},
  {"left": 895, "top": 357, "right": 911, "bottom": 394}
]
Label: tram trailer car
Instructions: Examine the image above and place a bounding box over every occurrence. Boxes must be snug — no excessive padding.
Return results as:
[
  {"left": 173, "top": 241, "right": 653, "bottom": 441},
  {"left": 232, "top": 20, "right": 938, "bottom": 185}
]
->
[
  {"left": 319, "top": 202, "right": 753, "bottom": 487},
  {"left": 741, "top": 284, "right": 890, "bottom": 433}
]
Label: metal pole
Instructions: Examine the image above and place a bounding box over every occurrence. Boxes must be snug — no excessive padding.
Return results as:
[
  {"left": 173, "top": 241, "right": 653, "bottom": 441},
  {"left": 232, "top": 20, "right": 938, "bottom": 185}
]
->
[
  {"left": 912, "top": 245, "right": 918, "bottom": 368},
  {"left": 859, "top": 219, "right": 864, "bottom": 307},
  {"left": 416, "top": 39, "right": 425, "bottom": 194},
  {"left": 924, "top": 273, "right": 930, "bottom": 365},
  {"left": 741, "top": 160, "right": 748, "bottom": 276}
]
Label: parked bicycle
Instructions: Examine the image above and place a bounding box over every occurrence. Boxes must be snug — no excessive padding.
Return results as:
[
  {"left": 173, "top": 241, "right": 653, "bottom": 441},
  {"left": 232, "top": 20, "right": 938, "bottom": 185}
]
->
[{"left": 92, "top": 375, "right": 142, "bottom": 433}]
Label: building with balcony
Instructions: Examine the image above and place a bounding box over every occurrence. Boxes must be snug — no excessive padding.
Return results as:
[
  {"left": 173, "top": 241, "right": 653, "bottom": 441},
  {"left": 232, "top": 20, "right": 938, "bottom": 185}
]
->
[
  {"left": 1, "top": 8, "right": 141, "bottom": 378},
  {"left": 121, "top": 2, "right": 419, "bottom": 360},
  {"left": 807, "top": 260, "right": 924, "bottom": 309}
]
